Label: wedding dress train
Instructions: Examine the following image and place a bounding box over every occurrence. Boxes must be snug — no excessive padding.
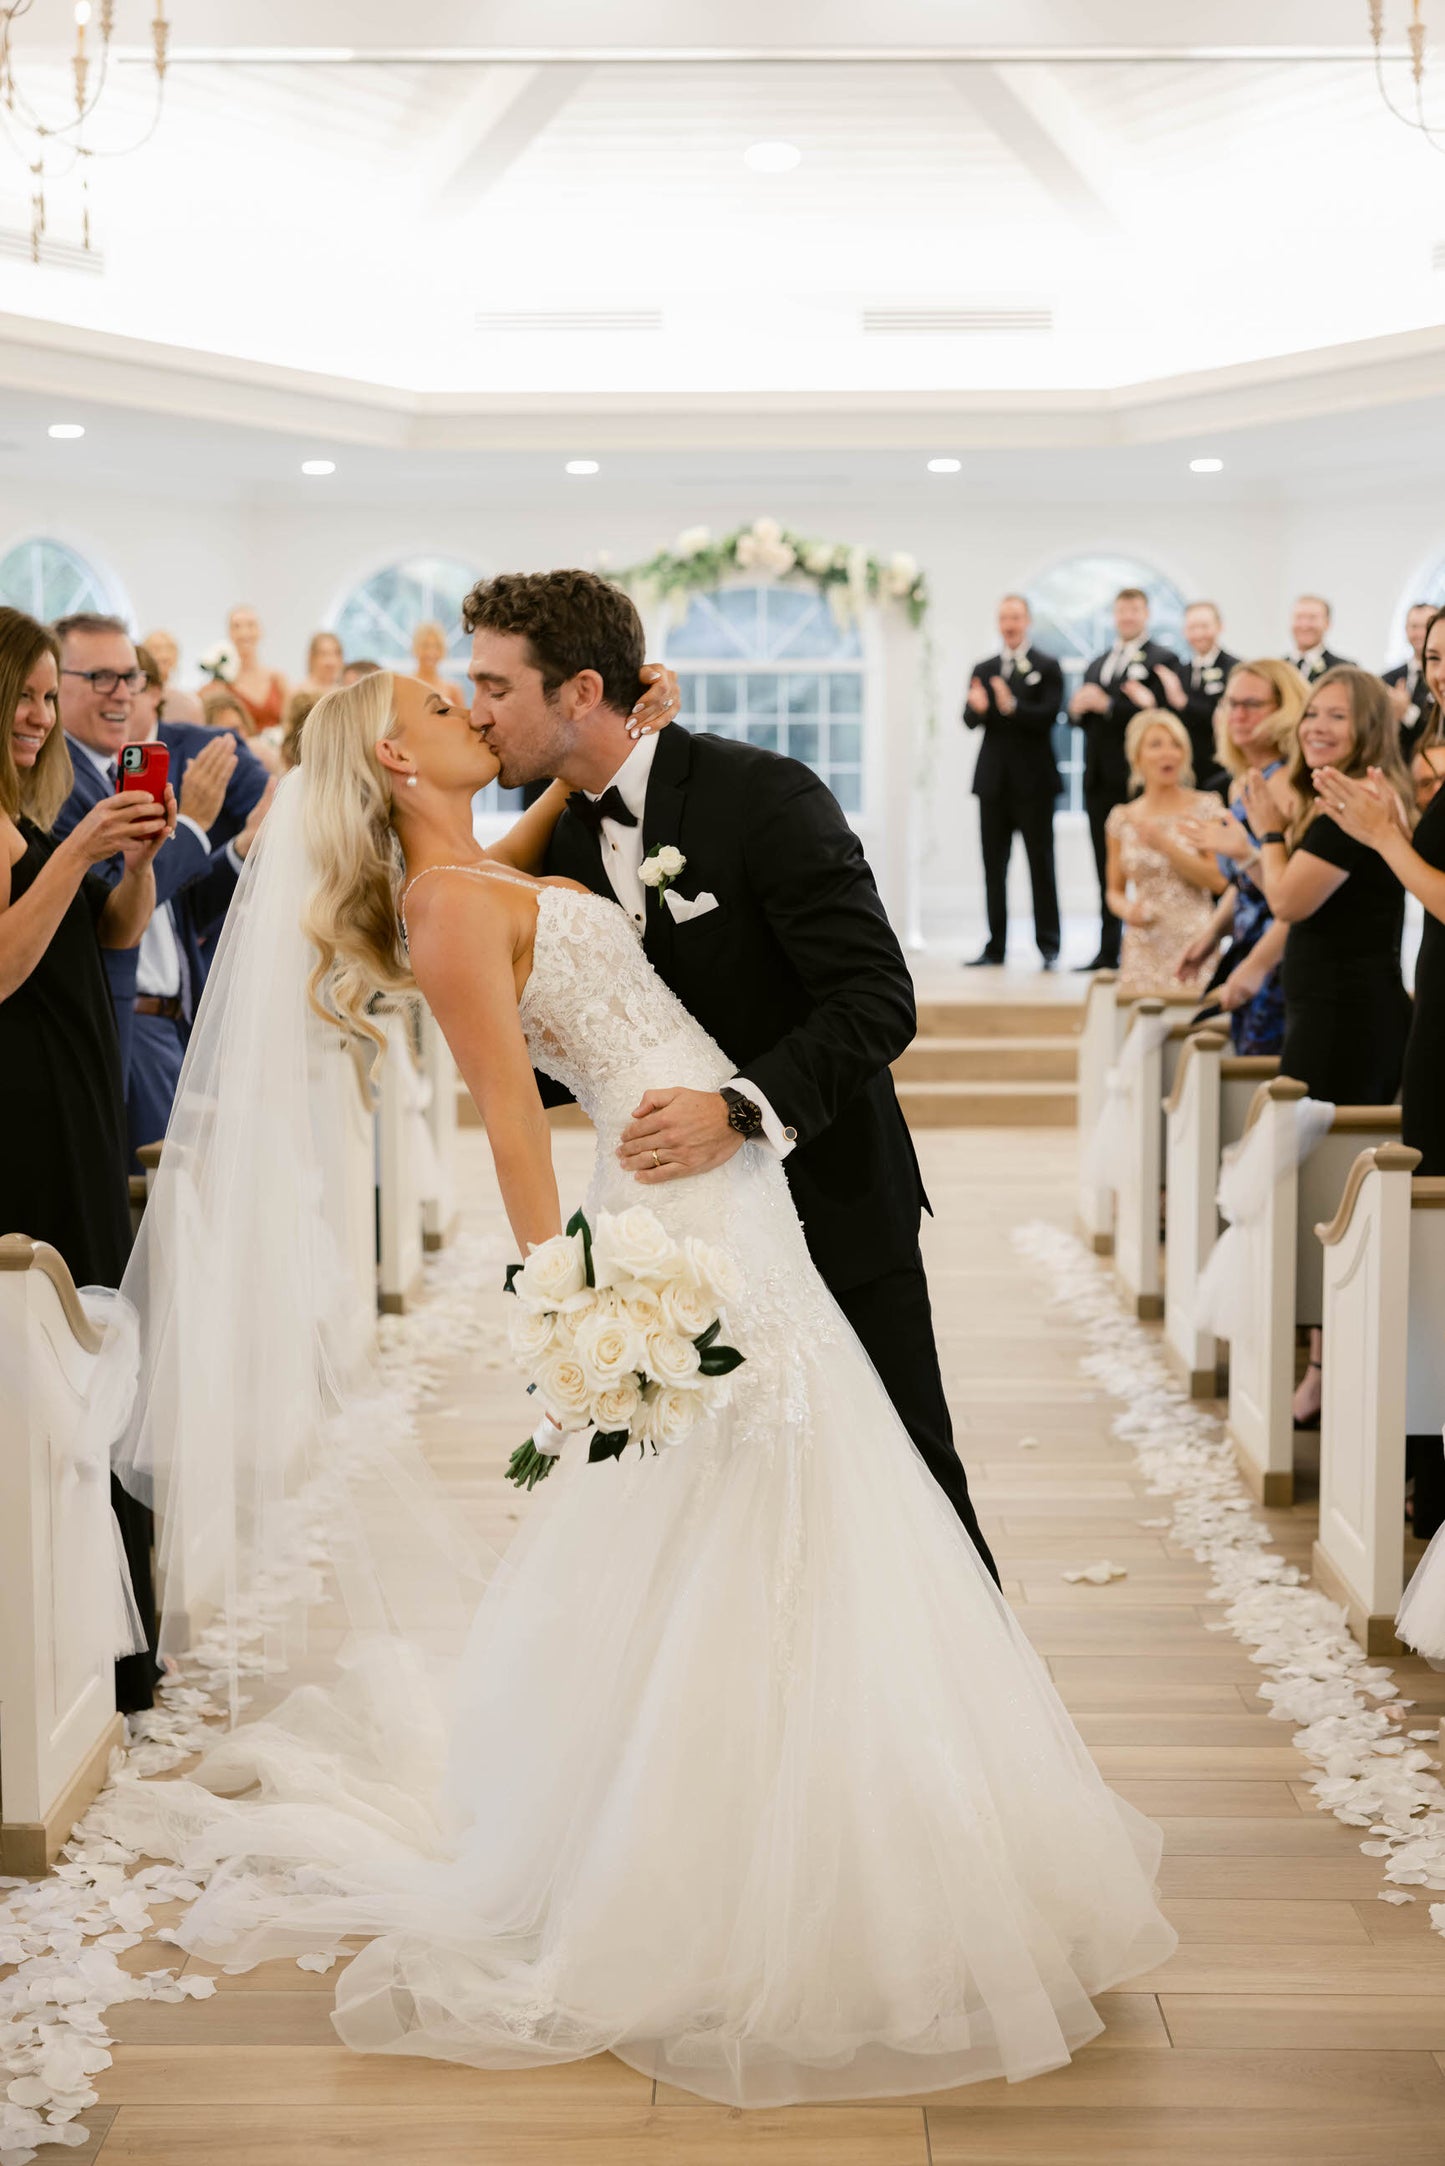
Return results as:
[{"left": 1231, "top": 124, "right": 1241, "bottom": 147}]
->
[{"left": 98, "top": 882, "right": 1175, "bottom": 2107}]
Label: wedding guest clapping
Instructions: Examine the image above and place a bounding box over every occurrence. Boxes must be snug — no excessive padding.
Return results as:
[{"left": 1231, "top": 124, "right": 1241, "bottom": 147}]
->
[
  {"left": 1173, "top": 659, "right": 1307, "bottom": 1052},
  {"left": 1159, "top": 601, "right": 1239, "bottom": 786},
  {"left": 962, "top": 594, "right": 1062, "bottom": 970},
  {"left": 1284, "top": 595, "right": 1354, "bottom": 684},
  {"left": 1104, "top": 713, "right": 1227, "bottom": 997},
  {"left": 1384, "top": 602, "right": 1438, "bottom": 757}
]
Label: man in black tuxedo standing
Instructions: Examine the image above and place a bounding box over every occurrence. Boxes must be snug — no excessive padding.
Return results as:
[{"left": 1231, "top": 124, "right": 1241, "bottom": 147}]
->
[
  {"left": 1159, "top": 600, "right": 1238, "bottom": 787},
  {"left": 1384, "top": 601, "right": 1439, "bottom": 758},
  {"left": 1284, "top": 595, "right": 1354, "bottom": 684},
  {"left": 1068, "top": 586, "right": 1182, "bottom": 971},
  {"left": 963, "top": 594, "right": 1062, "bottom": 971},
  {"left": 462, "top": 567, "right": 999, "bottom": 1586}
]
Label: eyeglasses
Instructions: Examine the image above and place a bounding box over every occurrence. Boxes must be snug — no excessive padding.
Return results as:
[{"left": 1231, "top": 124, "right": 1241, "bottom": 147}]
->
[
  {"left": 1224, "top": 697, "right": 1273, "bottom": 714},
  {"left": 62, "top": 668, "right": 147, "bottom": 695}
]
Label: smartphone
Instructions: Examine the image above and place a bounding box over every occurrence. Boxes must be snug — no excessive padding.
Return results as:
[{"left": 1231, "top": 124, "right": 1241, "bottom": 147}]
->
[{"left": 118, "top": 741, "right": 169, "bottom": 810}]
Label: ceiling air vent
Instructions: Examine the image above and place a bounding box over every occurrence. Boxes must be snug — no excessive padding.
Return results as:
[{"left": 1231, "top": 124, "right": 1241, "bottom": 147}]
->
[
  {"left": 473, "top": 309, "right": 663, "bottom": 334},
  {"left": 0, "top": 228, "right": 104, "bottom": 274},
  {"left": 861, "top": 305, "right": 1052, "bottom": 335}
]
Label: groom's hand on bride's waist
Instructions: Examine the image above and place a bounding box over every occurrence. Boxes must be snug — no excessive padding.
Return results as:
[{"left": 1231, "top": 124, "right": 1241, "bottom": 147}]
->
[{"left": 618, "top": 1089, "right": 743, "bottom": 1183}]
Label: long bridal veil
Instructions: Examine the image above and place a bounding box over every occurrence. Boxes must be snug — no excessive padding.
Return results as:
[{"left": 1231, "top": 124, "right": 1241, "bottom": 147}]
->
[{"left": 87, "top": 766, "right": 491, "bottom": 1718}]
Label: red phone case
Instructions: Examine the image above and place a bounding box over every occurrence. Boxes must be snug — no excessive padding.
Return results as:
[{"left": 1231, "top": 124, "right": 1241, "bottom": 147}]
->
[{"left": 118, "top": 741, "right": 169, "bottom": 810}]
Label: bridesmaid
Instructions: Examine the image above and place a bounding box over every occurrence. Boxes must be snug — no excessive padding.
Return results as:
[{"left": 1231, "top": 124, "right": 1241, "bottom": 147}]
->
[
  {"left": 300, "top": 629, "right": 345, "bottom": 696},
  {"left": 1105, "top": 712, "right": 1228, "bottom": 998},
  {"left": 410, "top": 619, "right": 468, "bottom": 709},
  {"left": 226, "top": 605, "right": 289, "bottom": 736}
]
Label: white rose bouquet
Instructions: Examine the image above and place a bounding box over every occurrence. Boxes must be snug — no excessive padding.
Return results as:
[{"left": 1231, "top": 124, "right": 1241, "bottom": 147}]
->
[{"left": 504, "top": 1207, "right": 746, "bottom": 1489}]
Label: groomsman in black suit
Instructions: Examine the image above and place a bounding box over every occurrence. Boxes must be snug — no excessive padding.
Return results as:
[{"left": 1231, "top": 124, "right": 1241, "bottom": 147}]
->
[
  {"left": 1068, "top": 587, "right": 1182, "bottom": 971},
  {"left": 1284, "top": 595, "right": 1354, "bottom": 683},
  {"left": 1384, "top": 601, "right": 1440, "bottom": 757},
  {"left": 962, "top": 594, "right": 1062, "bottom": 970},
  {"left": 1159, "top": 600, "right": 1238, "bottom": 787}
]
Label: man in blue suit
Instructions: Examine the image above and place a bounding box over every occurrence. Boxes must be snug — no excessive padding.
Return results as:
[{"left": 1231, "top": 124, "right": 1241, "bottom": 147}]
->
[{"left": 51, "top": 615, "right": 272, "bottom": 1160}]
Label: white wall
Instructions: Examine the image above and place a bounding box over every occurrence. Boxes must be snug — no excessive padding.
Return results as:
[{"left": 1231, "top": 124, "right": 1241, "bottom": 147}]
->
[{"left": 6, "top": 467, "right": 1442, "bottom": 955}]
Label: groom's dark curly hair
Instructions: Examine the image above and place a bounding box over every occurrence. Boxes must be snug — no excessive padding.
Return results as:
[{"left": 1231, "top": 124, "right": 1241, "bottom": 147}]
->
[{"left": 461, "top": 569, "right": 645, "bottom": 717}]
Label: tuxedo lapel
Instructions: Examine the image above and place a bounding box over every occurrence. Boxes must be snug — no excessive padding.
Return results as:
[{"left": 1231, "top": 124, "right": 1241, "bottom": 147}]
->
[
  {"left": 640, "top": 724, "right": 693, "bottom": 973},
  {"left": 550, "top": 798, "right": 611, "bottom": 899}
]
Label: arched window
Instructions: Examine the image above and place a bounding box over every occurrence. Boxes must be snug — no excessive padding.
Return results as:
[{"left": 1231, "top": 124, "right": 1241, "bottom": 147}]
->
[
  {"left": 331, "top": 554, "right": 522, "bottom": 814},
  {"left": 1025, "top": 554, "right": 1190, "bottom": 812},
  {"left": 665, "top": 585, "right": 867, "bottom": 814},
  {"left": 0, "top": 536, "right": 117, "bottom": 623}
]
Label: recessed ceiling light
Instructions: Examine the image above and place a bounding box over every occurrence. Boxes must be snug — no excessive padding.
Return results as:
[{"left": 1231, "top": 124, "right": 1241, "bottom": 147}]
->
[
  {"left": 743, "top": 140, "right": 802, "bottom": 174},
  {"left": 48, "top": 423, "right": 85, "bottom": 440},
  {"left": 1189, "top": 456, "right": 1224, "bottom": 474},
  {"left": 927, "top": 457, "right": 962, "bottom": 474},
  {"left": 301, "top": 458, "right": 336, "bottom": 476},
  {"left": 565, "top": 458, "right": 600, "bottom": 475}
]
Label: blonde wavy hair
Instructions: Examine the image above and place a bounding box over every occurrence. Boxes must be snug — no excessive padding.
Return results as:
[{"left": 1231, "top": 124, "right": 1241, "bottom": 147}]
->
[
  {"left": 1281, "top": 665, "right": 1417, "bottom": 846},
  {"left": 299, "top": 672, "right": 415, "bottom": 1049},
  {"left": 1124, "top": 709, "right": 1194, "bottom": 793},
  {"left": 1213, "top": 657, "right": 1308, "bottom": 779},
  {"left": 0, "top": 606, "right": 73, "bottom": 832}
]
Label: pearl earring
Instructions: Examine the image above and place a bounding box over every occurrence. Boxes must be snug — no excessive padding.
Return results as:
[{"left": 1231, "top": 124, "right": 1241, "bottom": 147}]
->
[{"left": 404, "top": 774, "right": 419, "bottom": 788}]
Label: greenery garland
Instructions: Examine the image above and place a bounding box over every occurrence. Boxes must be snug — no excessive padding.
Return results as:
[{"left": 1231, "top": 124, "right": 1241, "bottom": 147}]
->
[{"left": 613, "top": 517, "right": 929, "bottom": 628}]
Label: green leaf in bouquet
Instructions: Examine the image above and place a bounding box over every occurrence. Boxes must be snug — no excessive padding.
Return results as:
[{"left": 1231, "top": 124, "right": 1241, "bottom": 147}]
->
[
  {"left": 693, "top": 1319, "right": 722, "bottom": 1353},
  {"left": 503, "top": 1262, "right": 522, "bottom": 1295},
  {"left": 698, "top": 1344, "right": 745, "bottom": 1377},
  {"left": 587, "top": 1427, "right": 631, "bottom": 1464},
  {"left": 565, "top": 1207, "right": 595, "bottom": 1288},
  {"left": 505, "top": 1439, "right": 556, "bottom": 1490}
]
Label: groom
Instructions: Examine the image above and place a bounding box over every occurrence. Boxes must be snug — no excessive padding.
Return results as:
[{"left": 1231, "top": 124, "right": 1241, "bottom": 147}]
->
[{"left": 464, "top": 568, "right": 998, "bottom": 1585}]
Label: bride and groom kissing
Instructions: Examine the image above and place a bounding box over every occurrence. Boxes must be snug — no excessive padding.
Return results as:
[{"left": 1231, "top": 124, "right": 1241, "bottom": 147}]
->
[{"left": 97, "top": 561, "right": 1174, "bottom": 2109}]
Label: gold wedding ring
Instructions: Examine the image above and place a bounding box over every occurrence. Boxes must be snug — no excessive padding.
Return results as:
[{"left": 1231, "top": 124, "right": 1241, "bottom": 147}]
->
[{"left": 652, "top": 1149, "right": 662, "bottom": 1167}]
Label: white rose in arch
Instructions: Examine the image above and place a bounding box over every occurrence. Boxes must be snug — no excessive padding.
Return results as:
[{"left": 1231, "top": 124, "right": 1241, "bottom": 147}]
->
[
  {"left": 592, "top": 1206, "right": 683, "bottom": 1289},
  {"left": 752, "top": 516, "right": 783, "bottom": 546},
  {"left": 571, "top": 1306, "right": 643, "bottom": 1392},
  {"left": 507, "top": 1303, "right": 556, "bottom": 1366},
  {"left": 513, "top": 1231, "right": 588, "bottom": 1312},
  {"left": 683, "top": 1234, "right": 744, "bottom": 1310},
  {"left": 658, "top": 1276, "right": 715, "bottom": 1343},
  {"left": 801, "top": 541, "right": 835, "bottom": 576},
  {"left": 646, "top": 1383, "right": 703, "bottom": 1450},
  {"left": 675, "top": 525, "right": 711, "bottom": 557},
  {"left": 644, "top": 1323, "right": 702, "bottom": 1389},
  {"left": 735, "top": 533, "right": 760, "bottom": 570},
  {"left": 535, "top": 1350, "right": 594, "bottom": 1427},
  {"left": 593, "top": 1374, "right": 643, "bottom": 1433},
  {"left": 845, "top": 543, "right": 871, "bottom": 595}
]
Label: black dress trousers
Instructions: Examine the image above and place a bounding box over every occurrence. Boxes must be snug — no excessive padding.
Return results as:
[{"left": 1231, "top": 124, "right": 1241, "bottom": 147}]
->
[{"left": 979, "top": 792, "right": 1061, "bottom": 960}]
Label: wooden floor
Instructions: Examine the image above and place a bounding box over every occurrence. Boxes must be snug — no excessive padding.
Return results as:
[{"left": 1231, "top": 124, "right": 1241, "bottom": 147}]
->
[{"left": 81, "top": 1128, "right": 1445, "bottom": 2164}]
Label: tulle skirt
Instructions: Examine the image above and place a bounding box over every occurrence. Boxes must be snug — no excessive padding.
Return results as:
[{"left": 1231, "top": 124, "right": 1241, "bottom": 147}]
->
[{"left": 98, "top": 1285, "right": 1175, "bottom": 2107}]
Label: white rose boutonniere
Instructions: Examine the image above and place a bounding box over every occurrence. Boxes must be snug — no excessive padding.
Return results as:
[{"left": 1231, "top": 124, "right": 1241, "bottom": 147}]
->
[{"left": 638, "top": 843, "right": 686, "bottom": 895}]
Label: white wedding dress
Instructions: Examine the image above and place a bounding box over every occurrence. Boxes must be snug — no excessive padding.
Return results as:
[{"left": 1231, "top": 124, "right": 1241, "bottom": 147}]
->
[{"left": 98, "top": 878, "right": 1175, "bottom": 2107}]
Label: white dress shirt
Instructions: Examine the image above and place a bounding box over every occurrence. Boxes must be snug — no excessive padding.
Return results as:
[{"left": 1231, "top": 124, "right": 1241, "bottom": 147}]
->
[
  {"left": 70, "top": 737, "right": 210, "bottom": 1006},
  {"left": 1290, "top": 644, "right": 1328, "bottom": 679},
  {"left": 1100, "top": 639, "right": 1145, "bottom": 687},
  {"left": 584, "top": 736, "right": 794, "bottom": 1160}
]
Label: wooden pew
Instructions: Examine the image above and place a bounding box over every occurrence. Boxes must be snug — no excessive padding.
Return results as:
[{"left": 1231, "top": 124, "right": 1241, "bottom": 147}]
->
[
  {"left": 1076, "top": 972, "right": 1122, "bottom": 1252},
  {"left": 1113, "top": 1004, "right": 1198, "bottom": 1320},
  {"left": 1312, "top": 1145, "right": 1445, "bottom": 1653},
  {"left": 1225, "top": 1078, "right": 1402, "bottom": 1506},
  {"left": 0, "top": 1236, "right": 124, "bottom": 1874},
  {"left": 376, "top": 1009, "right": 426, "bottom": 1316},
  {"left": 1163, "top": 1034, "right": 1279, "bottom": 1395},
  {"left": 416, "top": 1000, "right": 460, "bottom": 1252}
]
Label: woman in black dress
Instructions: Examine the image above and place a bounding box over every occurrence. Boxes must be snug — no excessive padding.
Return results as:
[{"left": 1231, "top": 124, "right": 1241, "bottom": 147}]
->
[
  {"left": 1313, "top": 615, "right": 1445, "bottom": 1535},
  {"left": 1243, "top": 666, "right": 1416, "bottom": 1427},
  {"left": 0, "top": 605, "right": 174, "bottom": 1711}
]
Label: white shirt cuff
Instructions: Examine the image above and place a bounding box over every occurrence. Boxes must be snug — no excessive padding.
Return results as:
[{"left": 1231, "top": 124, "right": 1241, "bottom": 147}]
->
[
  {"left": 177, "top": 813, "right": 210, "bottom": 849},
  {"left": 731, "top": 1079, "right": 797, "bottom": 1161},
  {"left": 225, "top": 839, "right": 246, "bottom": 874}
]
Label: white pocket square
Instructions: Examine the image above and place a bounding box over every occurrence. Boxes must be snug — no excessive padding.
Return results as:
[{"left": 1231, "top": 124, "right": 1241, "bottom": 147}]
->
[{"left": 664, "top": 888, "right": 719, "bottom": 924}]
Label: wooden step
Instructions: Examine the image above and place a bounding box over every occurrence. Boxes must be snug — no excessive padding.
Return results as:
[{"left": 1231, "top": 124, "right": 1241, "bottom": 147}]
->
[
  {"left": 894, "top": 1035, "right": 1078, "bottom": 1085},
  {"left": 896, "top": 1079, "right": 1077, "bottom": 1128},
  {"left": 913, "top": 999, "right": 1083, "bottom": 1040}
]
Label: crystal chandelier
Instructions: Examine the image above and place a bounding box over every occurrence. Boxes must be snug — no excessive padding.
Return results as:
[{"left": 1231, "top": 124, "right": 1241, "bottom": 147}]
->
[
  {"left": 1368, "top": 1, "right": 1445, "bottom": 150},
  {"left": 0, "top": 2, "right": 171, "bottom": 260}
]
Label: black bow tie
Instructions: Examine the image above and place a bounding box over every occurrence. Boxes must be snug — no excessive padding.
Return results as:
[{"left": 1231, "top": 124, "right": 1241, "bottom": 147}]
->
[{"left": 567, "top": 785, "right": 639, "bottom": 836}]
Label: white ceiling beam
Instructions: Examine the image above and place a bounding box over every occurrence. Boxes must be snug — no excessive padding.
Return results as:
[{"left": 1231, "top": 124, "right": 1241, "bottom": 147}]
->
[
  {"left": 420, "top": 63, "right": 590, "bottom": 210},
  {"left": 944, "top": 62, "right": 1123, "bottom": 239}
]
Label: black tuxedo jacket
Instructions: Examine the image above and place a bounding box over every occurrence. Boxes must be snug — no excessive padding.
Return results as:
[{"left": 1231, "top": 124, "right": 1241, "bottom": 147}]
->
[
  {"left": 543, "top": 725, "right": 926, "bottom": 1294},
  {"left": 1287, "top": 647, "right": 1354, "bottom": 684},
  {"left": 1072, "top": 639, "right": 1183, "bottom": 800},
  {"left": 1383, "top": 661, "right": 1437, "bottom": 756},
  {"left": 964, "top": 648, "right": 1063, "bottom": 802},
  {"left": 1172, "top": 648, "right": 1238, "bottom": 776}
]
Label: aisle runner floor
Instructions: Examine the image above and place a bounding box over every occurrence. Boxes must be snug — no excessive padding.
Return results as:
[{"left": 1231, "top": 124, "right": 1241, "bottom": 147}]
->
[{"left": 83, "top": 1130, "right": 1445, "bottom": 2164}]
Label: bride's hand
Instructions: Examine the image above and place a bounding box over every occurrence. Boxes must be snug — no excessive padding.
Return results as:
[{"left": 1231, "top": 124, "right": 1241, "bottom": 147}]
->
[{"left": 628, "top": 664, "right": 682, "bottom": 742}]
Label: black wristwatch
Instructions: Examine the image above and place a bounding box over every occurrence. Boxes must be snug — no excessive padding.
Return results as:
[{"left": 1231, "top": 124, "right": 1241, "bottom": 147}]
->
[
  {"left": 720, "top": 1087, "right": 765, "bottom": 1141},
  {"left": 1259, "top": 831, "right": 1287, "bottom": 846}
]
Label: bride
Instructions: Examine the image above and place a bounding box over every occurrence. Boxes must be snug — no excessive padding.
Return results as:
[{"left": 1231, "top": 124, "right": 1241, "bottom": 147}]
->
[{"left": 94, "top": 665, "right": 1176, "bottom": 2109}]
